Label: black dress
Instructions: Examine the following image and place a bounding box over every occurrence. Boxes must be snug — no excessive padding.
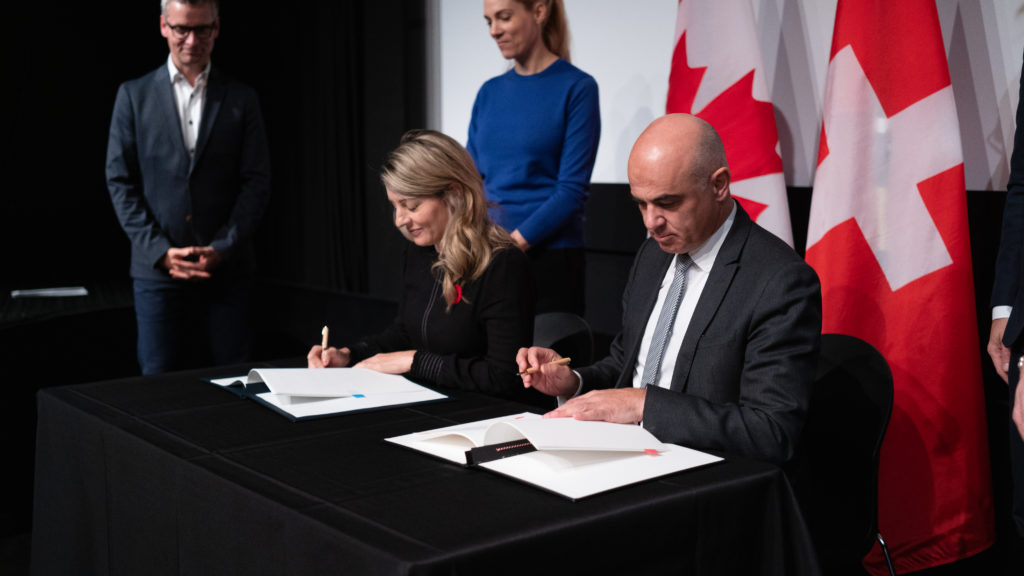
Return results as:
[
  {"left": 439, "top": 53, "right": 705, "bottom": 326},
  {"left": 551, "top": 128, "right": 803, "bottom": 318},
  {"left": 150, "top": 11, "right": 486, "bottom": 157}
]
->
[{"left": 349, "top": 244, "right": 547, "bottom": 405}]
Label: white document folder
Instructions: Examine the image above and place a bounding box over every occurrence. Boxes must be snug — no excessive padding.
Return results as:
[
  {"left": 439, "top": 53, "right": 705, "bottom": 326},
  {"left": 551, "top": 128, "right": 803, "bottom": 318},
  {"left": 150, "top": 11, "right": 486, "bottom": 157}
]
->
[
  {"left": 386, "top": 413, "right": 723, "bottom": 500},
  {"left": 209, "top": 368, "right": 447, "bottom": 421}
]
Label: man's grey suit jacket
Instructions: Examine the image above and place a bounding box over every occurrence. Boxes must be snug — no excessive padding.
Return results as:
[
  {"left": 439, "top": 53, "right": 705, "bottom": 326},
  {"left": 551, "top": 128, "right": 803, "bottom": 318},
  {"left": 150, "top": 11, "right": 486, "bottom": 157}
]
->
[
  {"left": 106, "top": 64, "right": 271, "bottom": 280},
  {"left": 577, "top": 203, "right": 822, "bottom": 463}
]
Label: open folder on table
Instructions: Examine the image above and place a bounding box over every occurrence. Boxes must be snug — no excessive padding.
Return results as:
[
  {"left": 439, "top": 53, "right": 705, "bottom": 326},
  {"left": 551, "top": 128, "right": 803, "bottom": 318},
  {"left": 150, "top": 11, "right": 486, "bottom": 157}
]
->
[
  {"left": 208, "top": 368, "right": 447, "bottom": 421},
  {"left": 386, "top": 413, "right": 723, "bottom": 500}
]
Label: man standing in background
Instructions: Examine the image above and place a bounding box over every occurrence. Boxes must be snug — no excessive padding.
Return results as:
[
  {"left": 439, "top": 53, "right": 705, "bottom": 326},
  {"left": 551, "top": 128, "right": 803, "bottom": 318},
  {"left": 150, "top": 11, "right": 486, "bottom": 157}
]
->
[{"left": 106, "top": 0, "right": 270, "bottom": 374}]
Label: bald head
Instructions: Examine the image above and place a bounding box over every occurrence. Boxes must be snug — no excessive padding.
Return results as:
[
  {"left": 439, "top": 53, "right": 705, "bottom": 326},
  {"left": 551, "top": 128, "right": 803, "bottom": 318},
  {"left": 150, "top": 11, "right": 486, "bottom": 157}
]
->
[
  {"left": 629, "top": 114, "right": 728, "bottom": 186},
  {"left": 627, "top": 114, "right": 733, "bottom": 254}
]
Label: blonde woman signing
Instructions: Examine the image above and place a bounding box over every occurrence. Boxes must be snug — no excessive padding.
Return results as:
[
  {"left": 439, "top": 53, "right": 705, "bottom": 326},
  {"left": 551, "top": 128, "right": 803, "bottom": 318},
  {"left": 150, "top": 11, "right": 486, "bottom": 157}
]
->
[
  {"left": 468, "top": 0, "right": 600, "bottom": 316},
  {"left": 308, "top": 130, "right": 540, "bottom": 402}
]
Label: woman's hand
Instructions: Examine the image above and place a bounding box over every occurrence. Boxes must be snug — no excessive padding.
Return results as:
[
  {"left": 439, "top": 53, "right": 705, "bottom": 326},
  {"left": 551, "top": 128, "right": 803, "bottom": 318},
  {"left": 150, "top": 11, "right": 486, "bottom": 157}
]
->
[
  {"left": 510, "top": 229, "right": 531, "bottom": 252},
  {"left": 354, "top": 350, "right": 415, "bottom": 374},
  {"left": 307, "top": 346, "right": 351, "bottom": 368}
]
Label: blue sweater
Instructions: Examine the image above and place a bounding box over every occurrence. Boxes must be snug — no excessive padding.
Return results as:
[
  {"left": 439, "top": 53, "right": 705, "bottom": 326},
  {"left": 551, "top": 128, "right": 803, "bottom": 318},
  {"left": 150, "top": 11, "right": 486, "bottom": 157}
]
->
[{"left": 467, "top": 59, "right": 600, "bottom": 249}]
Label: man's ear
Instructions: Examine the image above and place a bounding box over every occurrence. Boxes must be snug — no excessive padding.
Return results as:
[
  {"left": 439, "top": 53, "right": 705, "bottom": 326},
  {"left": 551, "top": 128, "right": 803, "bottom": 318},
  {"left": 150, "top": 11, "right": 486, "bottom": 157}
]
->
[{"left": 710, "top": 167, "right": 731, "bottom": 200}]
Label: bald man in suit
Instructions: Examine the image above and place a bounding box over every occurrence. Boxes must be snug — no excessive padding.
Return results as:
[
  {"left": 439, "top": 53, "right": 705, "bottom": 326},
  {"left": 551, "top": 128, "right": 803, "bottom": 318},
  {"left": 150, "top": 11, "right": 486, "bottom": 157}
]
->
[{"left": 517, "top": 114, "right": 821, "bottom": 463}]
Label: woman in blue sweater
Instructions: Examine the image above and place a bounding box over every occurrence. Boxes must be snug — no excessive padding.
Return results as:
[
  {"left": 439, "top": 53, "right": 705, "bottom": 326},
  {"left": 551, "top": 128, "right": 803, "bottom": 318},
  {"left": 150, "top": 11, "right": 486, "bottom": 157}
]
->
[{"left": 468, "top": 0, "right": 600, "bottom": 315}]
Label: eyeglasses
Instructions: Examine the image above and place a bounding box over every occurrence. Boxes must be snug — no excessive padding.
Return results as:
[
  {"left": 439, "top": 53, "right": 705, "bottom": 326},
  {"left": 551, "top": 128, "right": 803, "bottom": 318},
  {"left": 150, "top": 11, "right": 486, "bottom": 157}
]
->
[{"left": 166, "top": 21, "right": 217, "bottom": 40}]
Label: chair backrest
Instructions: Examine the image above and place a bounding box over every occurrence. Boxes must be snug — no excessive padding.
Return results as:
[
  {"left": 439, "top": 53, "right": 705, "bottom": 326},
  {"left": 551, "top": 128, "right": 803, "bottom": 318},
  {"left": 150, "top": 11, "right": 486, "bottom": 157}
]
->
[
  {"left": 533, "top": 312, "right": 594, "bottom": 368},
  {"left": 791, "top": 333, "right": 894, "bottom": 573}
]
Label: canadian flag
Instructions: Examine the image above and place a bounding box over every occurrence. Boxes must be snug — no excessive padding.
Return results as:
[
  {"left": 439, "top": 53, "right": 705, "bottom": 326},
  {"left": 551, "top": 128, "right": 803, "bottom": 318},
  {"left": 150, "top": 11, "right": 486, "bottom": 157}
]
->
[
  {"left": 806, "top": 1, "right": 994, "bottom": 573},
  {"left": 666, "top": 0, "right": 792, "bottom": 246}
]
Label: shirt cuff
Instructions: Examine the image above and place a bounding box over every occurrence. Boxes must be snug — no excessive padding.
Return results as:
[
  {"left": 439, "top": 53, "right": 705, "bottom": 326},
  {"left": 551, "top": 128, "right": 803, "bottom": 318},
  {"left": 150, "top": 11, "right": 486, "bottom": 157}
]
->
[
  {"left": 556, "top": 370, "right": 584, "bottom": 406},
  {"left": 994, "top": 306, "right": 1013, "bottom": 320}
]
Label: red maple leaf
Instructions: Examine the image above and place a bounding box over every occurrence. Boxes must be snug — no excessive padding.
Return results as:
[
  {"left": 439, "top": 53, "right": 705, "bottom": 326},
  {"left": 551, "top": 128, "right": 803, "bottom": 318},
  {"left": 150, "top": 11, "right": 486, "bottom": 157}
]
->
[
  {"left": 733, "top": 196, "right": 768, "bottom": 221},
  {"left": 817, "top": 122, "right": 830, "bottom": 167},
  {"left": 666, "top": 31, "right": 782, "bottom": 219},
  {"left": 666, "top": 31, "right": 705, "bottom": 114},
  {"left": 697, "top": 71, "right": 783, "bottom": 182}
]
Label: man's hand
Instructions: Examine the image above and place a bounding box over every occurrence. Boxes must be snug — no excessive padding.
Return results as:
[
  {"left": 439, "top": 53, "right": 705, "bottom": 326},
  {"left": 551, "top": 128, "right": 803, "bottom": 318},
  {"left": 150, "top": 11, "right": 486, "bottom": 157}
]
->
[
  {"left": 544, "top": 388, "right": 647, "bottom": 424},
  {"left": 163, "top": 246, "right": 222, "bottom": 280},
  {"left": 516, "top": 346, "right": 578, "bottom": 397},
  {"left": 308, "top": 346, "right": 351, "bottom": 368},
  {"left": 988, "top": 317, "right": 1010, "bottom": 383},
  {"left": 353, "top": 350, "right": 415, "bottom": 374}
]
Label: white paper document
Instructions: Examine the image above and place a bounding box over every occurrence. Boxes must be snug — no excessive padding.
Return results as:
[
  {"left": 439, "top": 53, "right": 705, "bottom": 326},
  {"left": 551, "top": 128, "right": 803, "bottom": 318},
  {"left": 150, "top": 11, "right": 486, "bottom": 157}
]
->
[
  {"left": 247, "top": 367, "right": 436, "bottom": 396},
  {"left": 211, "top": 368, "right": 447, "bottom": 421},
  {"left": 10, "top": 286, "right": 88, "bottom": 298},
  {"left": 388, "top": 412, "right": 545, "bottom": 463},
  {"left": 386, "top": 413, "right": 723, "bottom": 500}
]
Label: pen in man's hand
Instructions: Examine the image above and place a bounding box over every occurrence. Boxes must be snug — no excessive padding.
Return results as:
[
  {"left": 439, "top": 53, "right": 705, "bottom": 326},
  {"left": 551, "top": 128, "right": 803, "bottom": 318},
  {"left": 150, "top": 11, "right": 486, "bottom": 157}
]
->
[{"left": 517, "top": 357, "right": 571, "bottom": 376}]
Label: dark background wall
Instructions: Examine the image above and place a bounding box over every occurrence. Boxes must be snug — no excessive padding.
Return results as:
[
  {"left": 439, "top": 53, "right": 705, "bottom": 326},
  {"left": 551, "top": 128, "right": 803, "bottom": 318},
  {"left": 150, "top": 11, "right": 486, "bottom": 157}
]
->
[{"left": 0, "top": 0, "right": 1018, "bottom": 569}]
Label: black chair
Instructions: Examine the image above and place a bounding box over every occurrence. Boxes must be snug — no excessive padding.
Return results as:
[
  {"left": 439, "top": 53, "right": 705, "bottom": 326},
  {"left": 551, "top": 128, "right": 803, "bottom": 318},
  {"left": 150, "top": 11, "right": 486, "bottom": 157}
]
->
[
  {"left": 533, "top": 312, "right": 594, "bottom": 368},
  {"left": 791, "top": 333, "right": 896, "bottom": 576}
]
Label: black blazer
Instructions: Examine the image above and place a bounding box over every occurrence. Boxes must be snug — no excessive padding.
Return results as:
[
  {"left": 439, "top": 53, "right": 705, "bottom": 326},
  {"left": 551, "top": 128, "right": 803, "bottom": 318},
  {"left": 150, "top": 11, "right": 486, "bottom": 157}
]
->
[
  {"left": 578, "top": 203, "right": 822, "bottom": 463},
  {"left": 106, "top": 64, "right": 271, "bottom": 280},
  {"left": 350, "top": 244, "right": 538, "bottom": 402}
]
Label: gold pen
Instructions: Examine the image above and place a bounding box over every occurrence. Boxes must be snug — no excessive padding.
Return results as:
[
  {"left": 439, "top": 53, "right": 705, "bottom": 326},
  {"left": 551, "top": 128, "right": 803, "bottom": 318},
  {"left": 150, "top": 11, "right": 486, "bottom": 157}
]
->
[{"left": 517, "top": 357, "right": 571, "bottom": 376}]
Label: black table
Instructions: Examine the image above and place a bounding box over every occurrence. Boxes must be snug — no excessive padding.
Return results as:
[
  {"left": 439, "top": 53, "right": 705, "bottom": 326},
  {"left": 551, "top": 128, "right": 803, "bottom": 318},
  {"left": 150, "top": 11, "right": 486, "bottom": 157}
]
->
[{"left": 31, "top": 365, "right": 821, "bottom": 575}]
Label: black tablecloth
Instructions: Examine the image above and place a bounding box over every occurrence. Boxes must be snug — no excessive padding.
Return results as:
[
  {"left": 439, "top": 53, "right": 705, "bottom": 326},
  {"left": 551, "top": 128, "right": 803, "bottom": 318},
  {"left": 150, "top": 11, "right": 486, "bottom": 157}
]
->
[{"left": 31, "top": 365, "right": 821, "bottom": 575}]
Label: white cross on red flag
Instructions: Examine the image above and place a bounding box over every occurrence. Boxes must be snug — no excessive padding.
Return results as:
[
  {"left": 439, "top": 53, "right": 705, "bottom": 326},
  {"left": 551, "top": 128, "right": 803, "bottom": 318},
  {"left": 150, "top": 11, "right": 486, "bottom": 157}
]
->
[
  {"left": 665, "top": 0, "right": 793, "bottom": 246},
  {"left": 806, "top": 1, "right": 994, "bottom": 572}
]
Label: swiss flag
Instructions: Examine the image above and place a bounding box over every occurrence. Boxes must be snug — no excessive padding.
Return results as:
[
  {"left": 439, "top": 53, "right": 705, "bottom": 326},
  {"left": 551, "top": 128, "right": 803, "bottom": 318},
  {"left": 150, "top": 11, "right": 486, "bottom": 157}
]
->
[
  {"left": 806, "top": 1, "right": 995, "bottom": 573},
  {"left": 665, "top": 0, "right": 792, "bottom": 246}
]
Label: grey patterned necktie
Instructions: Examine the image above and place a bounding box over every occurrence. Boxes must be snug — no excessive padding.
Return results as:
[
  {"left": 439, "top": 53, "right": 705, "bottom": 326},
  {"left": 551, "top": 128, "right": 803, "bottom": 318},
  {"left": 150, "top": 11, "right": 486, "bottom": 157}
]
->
[{"left": 640, "top": 254, "right": 692, "bottom": 388}]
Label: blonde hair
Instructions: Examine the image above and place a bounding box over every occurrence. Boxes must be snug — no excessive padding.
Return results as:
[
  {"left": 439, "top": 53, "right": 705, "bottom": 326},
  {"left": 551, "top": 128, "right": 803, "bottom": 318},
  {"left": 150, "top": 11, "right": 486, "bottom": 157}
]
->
[
  {"left": 381, "top": 130, "right": 514, "bottom": 310},
  {"left": 519, "top": 0, "right": 571, "bottom": 62}
]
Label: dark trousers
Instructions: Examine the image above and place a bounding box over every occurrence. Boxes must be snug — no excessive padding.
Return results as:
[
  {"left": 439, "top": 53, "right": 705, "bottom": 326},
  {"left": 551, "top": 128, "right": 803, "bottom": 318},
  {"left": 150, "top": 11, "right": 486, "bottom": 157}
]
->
[
  {"left": 132, "top": 275, "right": 252, "bottom": 375},
  {"left": 529, "top": 246, "right": 585, "bottom": 316}
]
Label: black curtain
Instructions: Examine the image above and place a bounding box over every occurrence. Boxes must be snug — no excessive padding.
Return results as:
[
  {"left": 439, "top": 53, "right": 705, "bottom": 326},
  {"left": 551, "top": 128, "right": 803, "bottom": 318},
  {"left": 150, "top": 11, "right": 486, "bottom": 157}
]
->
[{"left": 221, "top": 0, "right": 427, "bottom": 295}]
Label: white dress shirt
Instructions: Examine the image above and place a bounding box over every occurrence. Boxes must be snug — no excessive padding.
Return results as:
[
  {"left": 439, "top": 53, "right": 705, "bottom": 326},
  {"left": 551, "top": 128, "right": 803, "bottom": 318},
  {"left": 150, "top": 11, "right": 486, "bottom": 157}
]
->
[
  {"left": 631, "top": 203, "right": 736, "bottom": 389},
  {"left": 166, "top": 56, "right": 211, "bottom": 159},
  {"left": 561, "top": 203, "right": 737, "bottom": 403}
]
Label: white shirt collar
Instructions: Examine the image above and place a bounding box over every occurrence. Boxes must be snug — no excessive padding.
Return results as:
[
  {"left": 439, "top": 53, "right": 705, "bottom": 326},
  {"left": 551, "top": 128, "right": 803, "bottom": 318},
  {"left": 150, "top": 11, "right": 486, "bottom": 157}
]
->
[
  {"left": 686, "top": 200, "right": 737, "bottom": 272},
  {"left": 166, "top": 55, "right": 211, "bottom": 86}
]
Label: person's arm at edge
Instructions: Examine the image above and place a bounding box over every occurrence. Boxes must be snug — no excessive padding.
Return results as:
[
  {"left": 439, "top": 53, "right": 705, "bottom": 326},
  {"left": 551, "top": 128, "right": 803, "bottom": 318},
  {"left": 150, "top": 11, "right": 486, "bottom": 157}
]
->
[{"left": 989, "top": 50, "right": 1024, "bottom": 383}]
